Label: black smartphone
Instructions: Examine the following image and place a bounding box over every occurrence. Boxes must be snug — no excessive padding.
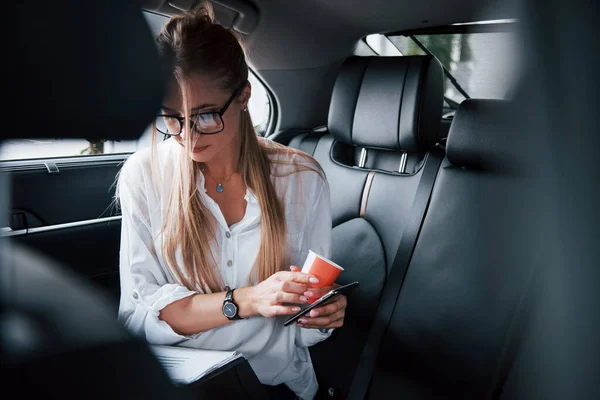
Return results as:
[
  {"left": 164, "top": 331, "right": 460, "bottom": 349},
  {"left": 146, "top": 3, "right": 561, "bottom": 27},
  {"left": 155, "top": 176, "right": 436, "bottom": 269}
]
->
[{"left": 283, "top": 281, "right": 359, "bottom": 327}]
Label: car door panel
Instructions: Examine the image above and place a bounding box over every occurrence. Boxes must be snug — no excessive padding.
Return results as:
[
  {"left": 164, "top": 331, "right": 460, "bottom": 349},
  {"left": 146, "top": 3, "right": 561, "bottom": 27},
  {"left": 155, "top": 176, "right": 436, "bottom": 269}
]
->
[
  {"left": 9, "top": 217, "right": 122, "bottom": 307},
  {"left": 3, "top": 155, "right": 127, "bottom": 230},
  {"left": 3, "top": 155, "right": 127, "bottom": 305}
]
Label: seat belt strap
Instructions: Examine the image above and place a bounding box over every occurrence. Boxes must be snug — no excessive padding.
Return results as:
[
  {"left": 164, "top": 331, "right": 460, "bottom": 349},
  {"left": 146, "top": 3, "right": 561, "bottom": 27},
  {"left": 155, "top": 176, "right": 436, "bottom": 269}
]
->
[{"left": 348, "top": 147, "right": 444, "bottom": 400}]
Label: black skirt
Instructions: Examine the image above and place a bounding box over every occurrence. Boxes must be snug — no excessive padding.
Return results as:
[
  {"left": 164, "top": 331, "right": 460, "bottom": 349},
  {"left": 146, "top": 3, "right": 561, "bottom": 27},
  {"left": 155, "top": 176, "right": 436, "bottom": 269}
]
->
[{"left": 262, "top": 384, "right": 299, "bottom": 400}]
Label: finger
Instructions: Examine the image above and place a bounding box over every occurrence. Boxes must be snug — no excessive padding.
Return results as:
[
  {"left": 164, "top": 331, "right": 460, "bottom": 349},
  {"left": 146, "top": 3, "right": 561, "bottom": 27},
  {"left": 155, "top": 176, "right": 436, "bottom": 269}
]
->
[
  {"left": 289, "top": 265, "right": 301, "bottom": 272},
  {"left": 306, "top": 282, "right": 343, "bottom": 298},
  {"left": 298, "top": 318, "right": 344, "bottom": 329},
  {"left": 275, "top": 291, "right": 310, "bottom": 304},
  {"left": 267, "top": 305, "right": 303, "bottom": 317},
  {"left": 276, "top": 271, "right": 319, "bottom": 285},
  {"left": 281, "top": 280, "right": 309, "bottom": 295},
  {"left": 300, "top": 309, "right": 345, "bottom": 326},
  {"left": 309, "top": 297, "right": 346, "bottom": 318},
  {"left": 297, "top": 310, "right": 345, "bottom": 328},
  {"left": 304, "top": 285, "right": 335, "bottom": 299}
]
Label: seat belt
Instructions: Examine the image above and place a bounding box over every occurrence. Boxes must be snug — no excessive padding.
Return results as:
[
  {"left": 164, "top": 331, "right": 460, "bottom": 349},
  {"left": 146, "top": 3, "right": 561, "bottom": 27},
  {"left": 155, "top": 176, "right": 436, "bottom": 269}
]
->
[{"left": 348, "top": 147, "right": 445, "bottom": 400}]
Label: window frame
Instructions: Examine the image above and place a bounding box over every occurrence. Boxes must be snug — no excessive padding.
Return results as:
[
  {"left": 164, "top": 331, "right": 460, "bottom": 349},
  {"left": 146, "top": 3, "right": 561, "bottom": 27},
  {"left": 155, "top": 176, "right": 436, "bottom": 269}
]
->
[
  {"left": 387, "top": 20, "right": 518, "bottom": 37},
  {"left": 250, "top": 69, "right": 278, "bottom": 138},
  {"left": 362, "top": 20, "right": 518, "bottom": 108}
]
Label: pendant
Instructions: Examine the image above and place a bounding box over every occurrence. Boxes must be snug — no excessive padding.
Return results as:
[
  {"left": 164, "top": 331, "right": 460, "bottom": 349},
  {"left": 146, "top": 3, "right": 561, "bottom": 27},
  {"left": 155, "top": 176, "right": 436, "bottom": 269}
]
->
[{"left": 216, "top": 183, "right": 224, "bottom": 193}]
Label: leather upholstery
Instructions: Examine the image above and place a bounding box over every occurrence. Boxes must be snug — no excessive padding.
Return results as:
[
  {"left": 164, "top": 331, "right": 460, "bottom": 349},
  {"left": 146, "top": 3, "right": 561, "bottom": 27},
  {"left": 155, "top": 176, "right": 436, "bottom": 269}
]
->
[
  {"left": 291, "top": 55, "right": 445, "bottom": 399},
  {"left": 328, "top": 56, "right": 444, "bottom": 152},
  {"left": 327, "top": 57, "right": 370, "bottom": 146},
  {"left": 310, "top": 137, "right": 435, "bottom": 400},
  {"left": 310, "top": 218, "right": 386, "bottom": 400},
  {"left": 313, "top": 136, "right": 369, "bottom": 226},
  {"left": 447, "top": 99, "right": 519, "bottom": 171},
  {"left": 6, "top": 0, "right": 165, "bottom": 140},
  {"left": 364, "top": 169, "right": 424, "bottom": 268},
  {"left": 294, "top": 97, "right": 534, "bottom": 399},
  {"left": 368, "top": 100, "right": 536, "bottom": 399},
  {"left": 4, "top": 1, "right": 179, "bottom": 397}
]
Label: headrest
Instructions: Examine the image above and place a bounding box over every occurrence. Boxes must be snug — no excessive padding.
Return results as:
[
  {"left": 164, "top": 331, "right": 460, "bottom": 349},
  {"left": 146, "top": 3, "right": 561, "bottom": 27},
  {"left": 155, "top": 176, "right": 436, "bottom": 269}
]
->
[
  {"left": 447, "top": 99, "right": 517, "bottom": 170},
  {"left": 328, "top": 56, "right": 444, "bottom": 153},
  {"left": 5, "top": 0, "right": 165, "bottom": 141}
]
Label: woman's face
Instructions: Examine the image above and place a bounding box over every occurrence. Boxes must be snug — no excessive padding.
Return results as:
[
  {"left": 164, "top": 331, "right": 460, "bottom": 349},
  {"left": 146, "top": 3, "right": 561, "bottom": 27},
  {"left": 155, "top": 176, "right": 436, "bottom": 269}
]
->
[{"left": 160, "top": 74, "right": 251, "bottom": 163}]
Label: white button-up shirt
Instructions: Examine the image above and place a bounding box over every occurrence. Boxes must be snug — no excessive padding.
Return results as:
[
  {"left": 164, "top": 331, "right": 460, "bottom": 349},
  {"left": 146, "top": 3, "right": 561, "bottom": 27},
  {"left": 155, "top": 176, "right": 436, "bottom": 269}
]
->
[{"left": 117, "top": 139, "right": 332, "bottom": 399}]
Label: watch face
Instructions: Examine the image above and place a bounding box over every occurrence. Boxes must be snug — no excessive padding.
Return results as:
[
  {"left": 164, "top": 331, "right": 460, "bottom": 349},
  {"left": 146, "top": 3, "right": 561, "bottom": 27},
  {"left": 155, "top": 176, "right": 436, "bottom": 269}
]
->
[{"left": 223, "top": 302, "right": 237, "bottom": 318}]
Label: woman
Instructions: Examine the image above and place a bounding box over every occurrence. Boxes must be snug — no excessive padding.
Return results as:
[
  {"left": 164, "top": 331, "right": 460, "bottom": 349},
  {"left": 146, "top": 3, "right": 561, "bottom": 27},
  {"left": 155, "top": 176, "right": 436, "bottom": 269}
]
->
[{"left": 117, "top": 4, "right": 346, "bottom": 399}]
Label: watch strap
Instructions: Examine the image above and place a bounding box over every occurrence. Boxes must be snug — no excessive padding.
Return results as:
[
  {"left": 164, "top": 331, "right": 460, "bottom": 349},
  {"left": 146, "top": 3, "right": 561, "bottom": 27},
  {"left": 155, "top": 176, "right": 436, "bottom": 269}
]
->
[
  {"left": 224, "top": 286, "right": 234, "bottom": 303},
  {"left": 223, "top": 286, "right": 242, "bottom": 320}
]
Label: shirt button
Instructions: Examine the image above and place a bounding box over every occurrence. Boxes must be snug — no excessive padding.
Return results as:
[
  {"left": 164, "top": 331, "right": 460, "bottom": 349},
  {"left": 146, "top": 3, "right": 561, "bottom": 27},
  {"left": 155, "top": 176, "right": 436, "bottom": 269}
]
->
[
  {"left": 226, "top": 232, "right": 231, "bottom": 238},
  {"left": 133, "top": 292, "right": 139, "bottom": 300},
  {"left": 227, "top": 260, "right": 233, "bottom": 267}
]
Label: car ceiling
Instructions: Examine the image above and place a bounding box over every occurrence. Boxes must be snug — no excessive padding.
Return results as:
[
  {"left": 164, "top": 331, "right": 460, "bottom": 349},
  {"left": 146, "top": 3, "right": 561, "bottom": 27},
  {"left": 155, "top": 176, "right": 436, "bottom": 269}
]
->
[
  {"left": 140, "top": 0, "right": 518, "bottom": 131},
  {"left": 141, "top": 0, "right": 516, "bottom": 70}
]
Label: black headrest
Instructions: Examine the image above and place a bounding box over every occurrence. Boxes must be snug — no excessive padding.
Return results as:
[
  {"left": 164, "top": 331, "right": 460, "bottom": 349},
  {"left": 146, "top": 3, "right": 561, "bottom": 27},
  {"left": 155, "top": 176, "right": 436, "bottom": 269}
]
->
[
  {"left": 447, "top": 99, "right": 518, "bottom": 170},
  {"left": 328, "top": 56, "right": 444, "bottom": 153},
  {"left": 5, "top": 0, "right": 165, "bottom": 141}
]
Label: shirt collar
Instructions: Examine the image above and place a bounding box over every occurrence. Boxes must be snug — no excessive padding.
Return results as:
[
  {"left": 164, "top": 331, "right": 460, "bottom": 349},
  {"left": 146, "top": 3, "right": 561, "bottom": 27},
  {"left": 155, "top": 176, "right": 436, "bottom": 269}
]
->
[{"left": 196, "top": 169, "right": 260, "bottom": 232}]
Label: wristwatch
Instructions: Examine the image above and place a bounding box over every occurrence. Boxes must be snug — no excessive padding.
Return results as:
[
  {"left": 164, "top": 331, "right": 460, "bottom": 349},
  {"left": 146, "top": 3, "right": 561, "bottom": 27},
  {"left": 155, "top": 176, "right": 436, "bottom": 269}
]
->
[{"left": 222, "top": 286, "right": 243, "bottom": 320}]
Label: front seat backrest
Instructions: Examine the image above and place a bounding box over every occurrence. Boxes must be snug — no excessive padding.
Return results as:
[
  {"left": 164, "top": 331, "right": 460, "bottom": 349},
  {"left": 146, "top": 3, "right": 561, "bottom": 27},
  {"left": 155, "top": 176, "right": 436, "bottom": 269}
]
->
[
  {"left": 2, "top": 0, "right": 177, "bottom": 398},
  {"left": 367, "top": 99, "right": 537, "bottom": 399},
  {"left": 5, "top": 0, "right": 164, "bottom": 141}
]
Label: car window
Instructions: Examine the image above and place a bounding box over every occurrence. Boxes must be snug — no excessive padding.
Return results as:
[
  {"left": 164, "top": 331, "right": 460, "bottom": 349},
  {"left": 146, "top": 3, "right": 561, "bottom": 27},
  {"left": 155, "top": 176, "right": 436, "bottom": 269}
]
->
[
  {"left": 365, "top": 22, "right": 519, "bottom": 105},
  {"left": 0, "top": 11, "right": 272, "bottom": 161}
]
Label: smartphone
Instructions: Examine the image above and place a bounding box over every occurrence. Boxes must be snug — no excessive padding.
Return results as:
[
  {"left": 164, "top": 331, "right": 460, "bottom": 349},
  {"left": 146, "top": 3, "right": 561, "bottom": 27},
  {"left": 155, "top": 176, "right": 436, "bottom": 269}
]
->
[{"left": 283, "top": 281, "right": 359, "bottom": 327}]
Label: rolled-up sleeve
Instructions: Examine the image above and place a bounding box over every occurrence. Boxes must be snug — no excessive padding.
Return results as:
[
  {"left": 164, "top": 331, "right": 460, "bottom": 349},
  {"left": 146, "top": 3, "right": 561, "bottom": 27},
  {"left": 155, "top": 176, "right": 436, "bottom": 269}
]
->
[
  {"left": 296, "top": 176, "right": 334, "bottom": 347},
  {"left": 117, "top": 156, "right": 198, "bottom": 345}
]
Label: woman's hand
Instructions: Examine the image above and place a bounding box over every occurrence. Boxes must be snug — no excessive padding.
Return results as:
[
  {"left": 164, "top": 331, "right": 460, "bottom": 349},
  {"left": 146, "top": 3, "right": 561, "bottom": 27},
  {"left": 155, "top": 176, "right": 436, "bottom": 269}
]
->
[
  {"left": 247, "top": 269, "right": 319, "bottom": 318},
  {"left": 289, "top": 266, "right": 347, "bottom": 329}
]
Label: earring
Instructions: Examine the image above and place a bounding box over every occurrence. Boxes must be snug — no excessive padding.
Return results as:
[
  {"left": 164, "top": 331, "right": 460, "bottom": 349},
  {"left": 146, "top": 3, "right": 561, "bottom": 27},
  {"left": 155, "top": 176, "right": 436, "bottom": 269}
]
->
[{"left": 243, "top": 106, "right": 248, "bottom": 112}]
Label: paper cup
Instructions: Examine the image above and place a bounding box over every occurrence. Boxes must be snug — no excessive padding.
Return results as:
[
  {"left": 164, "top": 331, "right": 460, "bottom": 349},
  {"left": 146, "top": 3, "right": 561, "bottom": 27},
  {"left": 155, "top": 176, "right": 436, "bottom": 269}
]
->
[{"left": 301, "top": 250, "right": 344, "bottom": 303}]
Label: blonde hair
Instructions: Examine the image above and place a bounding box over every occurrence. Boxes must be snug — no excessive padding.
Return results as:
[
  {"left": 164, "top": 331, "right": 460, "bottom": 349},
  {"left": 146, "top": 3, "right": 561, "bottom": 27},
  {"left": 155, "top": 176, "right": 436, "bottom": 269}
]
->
[{"left": 151, "top": 3, "right": 324, "bottom": 293}]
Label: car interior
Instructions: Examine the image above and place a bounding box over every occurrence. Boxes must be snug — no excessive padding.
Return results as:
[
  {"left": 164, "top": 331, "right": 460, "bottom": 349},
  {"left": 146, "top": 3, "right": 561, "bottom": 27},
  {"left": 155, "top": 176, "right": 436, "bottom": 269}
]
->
[{"left": 2, "top": 0, "right": 599, "bottom": 399}]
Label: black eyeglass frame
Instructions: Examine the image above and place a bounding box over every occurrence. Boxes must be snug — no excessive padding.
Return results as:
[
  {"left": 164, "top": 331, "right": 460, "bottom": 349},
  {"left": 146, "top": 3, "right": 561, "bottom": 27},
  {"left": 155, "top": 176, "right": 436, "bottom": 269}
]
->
[{"left": 156, "top": 82, "right": 247, "bottom": 136}]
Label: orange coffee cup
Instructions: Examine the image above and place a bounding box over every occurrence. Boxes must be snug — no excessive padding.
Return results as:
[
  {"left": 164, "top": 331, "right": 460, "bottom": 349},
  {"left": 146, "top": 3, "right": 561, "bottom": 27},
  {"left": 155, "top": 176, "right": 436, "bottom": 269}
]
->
[{"left": 301, "top": 250, "right": 344, "bottom": 304}]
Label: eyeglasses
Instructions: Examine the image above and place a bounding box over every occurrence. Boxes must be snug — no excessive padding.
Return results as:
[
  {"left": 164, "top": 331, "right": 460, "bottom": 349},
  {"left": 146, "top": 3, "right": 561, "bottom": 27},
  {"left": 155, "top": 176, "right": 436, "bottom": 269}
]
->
[{"left": 155, "top": 83, "right": 246, "bottom": 136}]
